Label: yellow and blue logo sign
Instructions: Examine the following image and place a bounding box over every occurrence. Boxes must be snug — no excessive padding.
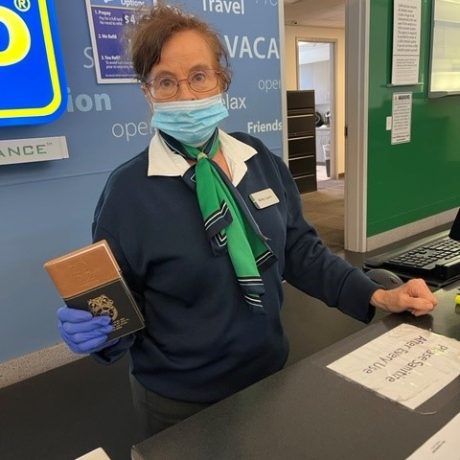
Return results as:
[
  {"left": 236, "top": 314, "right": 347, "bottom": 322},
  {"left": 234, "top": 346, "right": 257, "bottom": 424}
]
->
[{"left": 0, "top": 0, "right": 67, "bottom": 126}]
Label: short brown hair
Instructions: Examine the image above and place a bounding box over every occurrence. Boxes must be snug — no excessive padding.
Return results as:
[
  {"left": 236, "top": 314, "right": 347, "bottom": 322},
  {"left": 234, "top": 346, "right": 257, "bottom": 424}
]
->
[{"left": 128, "top": 2, "right": 231, "bottom": 90}]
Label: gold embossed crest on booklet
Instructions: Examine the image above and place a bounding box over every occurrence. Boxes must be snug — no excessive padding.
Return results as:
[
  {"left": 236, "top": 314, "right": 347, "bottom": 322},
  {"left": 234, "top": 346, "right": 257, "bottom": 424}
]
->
[{"left": 44, "top": 240, "right": 144, "bottom": 340}]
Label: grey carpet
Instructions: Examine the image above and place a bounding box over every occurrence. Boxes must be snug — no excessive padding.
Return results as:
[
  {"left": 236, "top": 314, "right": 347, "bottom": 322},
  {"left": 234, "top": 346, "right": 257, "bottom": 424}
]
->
[{"left": 301, "top": 178, "right": 344, "bottom": 255}]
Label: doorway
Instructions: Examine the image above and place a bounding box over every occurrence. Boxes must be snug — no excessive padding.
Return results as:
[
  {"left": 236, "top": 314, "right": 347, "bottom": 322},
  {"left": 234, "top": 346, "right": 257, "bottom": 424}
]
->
[{"left": 296, "top": 40, "right": 335, "bottom": 183}]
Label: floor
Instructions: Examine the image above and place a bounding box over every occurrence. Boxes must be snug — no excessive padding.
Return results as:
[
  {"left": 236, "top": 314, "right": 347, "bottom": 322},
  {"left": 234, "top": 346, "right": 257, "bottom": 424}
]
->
[
  {"left": 0, "top": 178, "right": 346, "bottom": 460},
  {"left": 304, "top": 174, "right": 345, "bottom": 254},
  {"left": 316, "top": 164, "right": 329, "bottom": 181}
]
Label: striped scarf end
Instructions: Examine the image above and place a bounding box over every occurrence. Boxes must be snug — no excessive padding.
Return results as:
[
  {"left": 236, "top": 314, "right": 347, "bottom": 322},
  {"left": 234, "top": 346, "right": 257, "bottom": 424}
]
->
[
  {"left": 215, "top": 232, "right": 228, "bottom": 248},
  {"left": 238, "top": 276, "right": 264, "bottom": 289},
  {"left": 204, "top": 201, "right": 230, "bottom": 231},
  {"left": 256, "top": 250, "right": 277, "bottom": 270},
  {"left": 244, "top": 294, "right": 264, "bottom": 308}
]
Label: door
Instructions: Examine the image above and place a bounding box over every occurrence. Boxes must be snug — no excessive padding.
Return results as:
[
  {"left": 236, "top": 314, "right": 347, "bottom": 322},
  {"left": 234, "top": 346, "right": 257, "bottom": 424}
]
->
[{"left": 296, "top": 40, "right": 335, "bottom": 183}]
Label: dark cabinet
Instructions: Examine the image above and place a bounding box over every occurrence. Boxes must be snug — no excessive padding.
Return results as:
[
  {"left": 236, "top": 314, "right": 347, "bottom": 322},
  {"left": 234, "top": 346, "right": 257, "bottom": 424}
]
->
[{"left": 286, "top": 90, "right": 317, "bottom": 193}]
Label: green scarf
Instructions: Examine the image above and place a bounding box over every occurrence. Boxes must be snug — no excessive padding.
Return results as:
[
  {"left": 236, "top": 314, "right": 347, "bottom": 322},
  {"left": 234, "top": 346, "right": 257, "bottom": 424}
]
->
[{"left": 160, "top": 130, "right": 275, "bottom": 310}]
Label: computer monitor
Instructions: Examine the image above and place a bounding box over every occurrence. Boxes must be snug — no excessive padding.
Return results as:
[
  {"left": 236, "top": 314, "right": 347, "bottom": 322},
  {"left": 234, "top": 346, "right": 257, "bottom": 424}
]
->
[{"left": 449, "top": 209, "right": 460, "bottom": 241}]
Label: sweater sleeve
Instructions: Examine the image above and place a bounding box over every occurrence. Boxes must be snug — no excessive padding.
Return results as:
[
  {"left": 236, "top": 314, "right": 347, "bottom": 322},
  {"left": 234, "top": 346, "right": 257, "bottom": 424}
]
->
[
  {"left": 272, "top": 154, "right": 379, "bottom": 323},
  {"left": 89, "top": 189, "right": 144, "bottom": 364}
]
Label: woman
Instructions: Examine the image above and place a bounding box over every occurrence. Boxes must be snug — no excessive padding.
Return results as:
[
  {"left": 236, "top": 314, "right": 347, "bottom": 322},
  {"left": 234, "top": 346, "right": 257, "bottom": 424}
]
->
[{"left": 57, "top": 2, "right": 437, "bottom": 437}]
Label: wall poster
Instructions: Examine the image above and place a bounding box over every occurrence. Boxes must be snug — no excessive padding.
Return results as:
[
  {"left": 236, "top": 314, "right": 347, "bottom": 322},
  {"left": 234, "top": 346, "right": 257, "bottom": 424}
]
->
[
  {"left": 85, "top": 0, "right": 156, "bottom": 84},
  {"left": 391, "top": 0, "right": 421, "bottom": 85}
]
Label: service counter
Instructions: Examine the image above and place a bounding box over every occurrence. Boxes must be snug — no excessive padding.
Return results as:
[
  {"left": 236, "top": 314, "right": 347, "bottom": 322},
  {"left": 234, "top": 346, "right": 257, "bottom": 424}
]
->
[{"left": 132, "top": 280, "right": 460, "bottom": 460}]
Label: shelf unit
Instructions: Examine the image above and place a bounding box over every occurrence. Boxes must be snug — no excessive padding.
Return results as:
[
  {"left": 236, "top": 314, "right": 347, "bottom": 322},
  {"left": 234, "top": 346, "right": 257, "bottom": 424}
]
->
[{"left": 286, "top": 90, "right": 317, "bottom": 193}]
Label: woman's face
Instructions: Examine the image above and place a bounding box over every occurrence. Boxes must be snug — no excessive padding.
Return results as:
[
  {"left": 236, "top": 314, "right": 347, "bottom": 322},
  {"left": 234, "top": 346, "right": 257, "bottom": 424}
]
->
[{"left": 145, "top": 29, "right": 222, "bottom": 102}]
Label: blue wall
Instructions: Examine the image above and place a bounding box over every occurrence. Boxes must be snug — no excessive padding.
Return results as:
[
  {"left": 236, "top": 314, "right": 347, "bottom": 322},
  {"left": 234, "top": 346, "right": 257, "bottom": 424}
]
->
[{"left": 0, "top": 0, "right": 282, "bottom": 362}]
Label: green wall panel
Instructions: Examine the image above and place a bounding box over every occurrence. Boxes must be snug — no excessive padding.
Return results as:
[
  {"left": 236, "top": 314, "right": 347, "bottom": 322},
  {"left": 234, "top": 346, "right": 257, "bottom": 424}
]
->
[{"left": 367, "top": 0, "right": 460, "bottom": 236}]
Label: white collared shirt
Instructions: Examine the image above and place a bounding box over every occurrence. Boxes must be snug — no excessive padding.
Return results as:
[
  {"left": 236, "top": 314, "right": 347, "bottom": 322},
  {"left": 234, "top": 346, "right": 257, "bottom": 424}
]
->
[{"left": 147, "top": 129, "right": 257, "bottom": 186}]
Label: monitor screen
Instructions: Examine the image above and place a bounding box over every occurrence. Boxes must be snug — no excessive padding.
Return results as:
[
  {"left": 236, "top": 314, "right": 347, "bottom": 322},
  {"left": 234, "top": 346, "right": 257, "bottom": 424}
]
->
[{"left": 449, "top": 209, "right": 460, "bottom": 241}]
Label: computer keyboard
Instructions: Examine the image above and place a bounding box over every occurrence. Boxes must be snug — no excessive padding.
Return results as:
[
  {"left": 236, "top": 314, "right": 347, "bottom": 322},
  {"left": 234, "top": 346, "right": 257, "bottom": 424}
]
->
[
  {"left": 387, "top": 238, "right": 460, "bottom": 270},
  {"left": 364, "top": 234, "right": 460, "bottom": 285}
]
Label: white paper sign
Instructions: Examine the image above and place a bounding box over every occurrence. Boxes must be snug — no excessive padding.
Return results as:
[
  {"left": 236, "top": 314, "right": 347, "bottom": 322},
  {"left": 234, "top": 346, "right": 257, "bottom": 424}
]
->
[
  {"left": 391, "top": 92, "right": 412, "bottom": 144},
  {"left": 0, "top": 136, "right": 69, "bottom": 166},
  {"left": 406, "top": 412, "right": 460, "bottom": 459},
  {"left": 392, "top": 0, "right": 422, "bottom": 85},
  {"left": 327, "top": 324, "right": 460, "bottom": 410}
]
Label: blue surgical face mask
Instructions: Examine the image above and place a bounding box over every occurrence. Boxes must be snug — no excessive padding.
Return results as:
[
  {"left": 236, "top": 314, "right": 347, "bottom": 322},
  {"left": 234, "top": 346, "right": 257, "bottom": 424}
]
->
[{"left": 151, "top": 94, "right": 229, "bottom": 147}]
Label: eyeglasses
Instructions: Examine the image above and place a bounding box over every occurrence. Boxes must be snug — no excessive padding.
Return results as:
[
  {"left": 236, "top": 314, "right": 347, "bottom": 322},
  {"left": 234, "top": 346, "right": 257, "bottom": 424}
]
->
[{"left": 144, "top": 69, "right": 223, "bottom": 101}]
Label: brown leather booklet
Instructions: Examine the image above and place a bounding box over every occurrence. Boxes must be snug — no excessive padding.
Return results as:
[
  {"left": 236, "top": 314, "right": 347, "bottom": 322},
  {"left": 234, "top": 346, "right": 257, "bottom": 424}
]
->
[{"left": 44, "top": 240, "right": 144, "bottom": 340}]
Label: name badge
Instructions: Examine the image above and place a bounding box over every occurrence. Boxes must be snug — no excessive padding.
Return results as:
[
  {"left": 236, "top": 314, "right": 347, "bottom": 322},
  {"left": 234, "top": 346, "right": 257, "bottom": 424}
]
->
[{"left": 249, "top": 188, "right": 280, "bottom": 209}]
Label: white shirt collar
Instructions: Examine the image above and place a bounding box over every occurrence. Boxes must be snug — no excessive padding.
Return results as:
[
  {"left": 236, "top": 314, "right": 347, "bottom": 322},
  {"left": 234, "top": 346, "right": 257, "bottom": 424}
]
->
[{"left": 147, "top": 129, "right": 257, "bottom": 186}]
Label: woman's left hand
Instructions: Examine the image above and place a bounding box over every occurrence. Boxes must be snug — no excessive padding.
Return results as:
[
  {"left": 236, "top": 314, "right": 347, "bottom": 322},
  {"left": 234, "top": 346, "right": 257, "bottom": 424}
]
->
[{"left": 370, "top": 278, "right": 438, "bottom": 316}]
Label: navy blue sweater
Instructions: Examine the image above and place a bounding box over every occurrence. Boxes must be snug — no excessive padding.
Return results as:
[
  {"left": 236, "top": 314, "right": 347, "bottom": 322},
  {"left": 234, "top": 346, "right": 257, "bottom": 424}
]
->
[{"left": 92, "top": 132, "right": 379, "bottom": 403}]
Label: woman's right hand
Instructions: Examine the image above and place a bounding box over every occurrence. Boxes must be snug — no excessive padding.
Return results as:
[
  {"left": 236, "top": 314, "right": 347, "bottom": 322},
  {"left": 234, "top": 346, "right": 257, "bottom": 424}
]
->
[{"left": 57, "top": 306, "right": 114, "bottom": 354}]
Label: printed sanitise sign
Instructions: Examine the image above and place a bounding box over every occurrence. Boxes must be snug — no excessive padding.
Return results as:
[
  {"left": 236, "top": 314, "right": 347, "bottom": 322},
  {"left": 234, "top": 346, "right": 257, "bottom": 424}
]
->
[{"left": 0, "top": 0, "right": 67, "bottom": 126}]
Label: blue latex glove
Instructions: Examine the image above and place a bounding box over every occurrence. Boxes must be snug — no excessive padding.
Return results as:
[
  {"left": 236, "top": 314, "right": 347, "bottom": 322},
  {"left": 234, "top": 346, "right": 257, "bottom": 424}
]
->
[{"left": 57, "top": 306, "right": 115, "bottom": 354}]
